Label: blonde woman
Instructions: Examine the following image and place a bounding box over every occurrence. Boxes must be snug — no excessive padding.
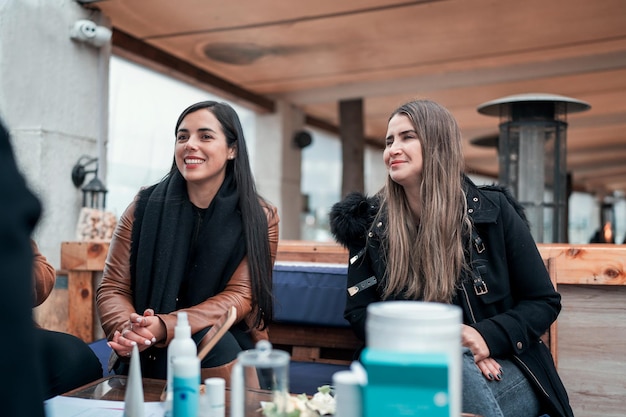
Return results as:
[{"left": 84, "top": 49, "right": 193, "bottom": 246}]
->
[{"left": 330, "top": 100, "right": 572, "bottom": 417}]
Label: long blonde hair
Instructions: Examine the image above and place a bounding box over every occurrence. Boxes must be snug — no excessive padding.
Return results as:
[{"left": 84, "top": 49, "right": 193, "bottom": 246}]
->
[{"left": 376, "top": 100, "right": 471, "bottom": 302}]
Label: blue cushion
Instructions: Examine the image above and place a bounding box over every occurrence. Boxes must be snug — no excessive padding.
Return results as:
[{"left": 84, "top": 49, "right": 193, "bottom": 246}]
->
[
  {"left": 273, "top": 262, "right": 349, "bottom": 327},
  {"left": 88, "top": 338, "right": 114, "bottom": 376},
  {"left": 289, "top": 361, "right": 349, "bottom": 396}
]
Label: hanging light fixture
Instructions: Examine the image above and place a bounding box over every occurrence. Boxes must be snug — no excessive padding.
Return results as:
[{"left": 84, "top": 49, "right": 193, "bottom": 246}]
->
[{"left": 71, "top": 155, "right": 108, "bottom": 210}]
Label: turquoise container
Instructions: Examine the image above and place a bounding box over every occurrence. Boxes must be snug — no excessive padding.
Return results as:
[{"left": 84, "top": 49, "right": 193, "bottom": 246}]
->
[{"left": 361, "top": 348, "right": 449, "bottom": 417}]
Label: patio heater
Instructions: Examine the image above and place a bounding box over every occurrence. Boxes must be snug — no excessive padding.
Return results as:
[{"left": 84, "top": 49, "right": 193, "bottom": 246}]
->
[{"left": 477, "top": 93, "right": 590, "bottom": 243}]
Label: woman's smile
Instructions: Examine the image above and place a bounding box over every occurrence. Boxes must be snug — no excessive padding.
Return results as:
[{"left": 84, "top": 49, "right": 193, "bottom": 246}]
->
[{"left": 184, "top": 157, "right": 205, "bottom": 167}]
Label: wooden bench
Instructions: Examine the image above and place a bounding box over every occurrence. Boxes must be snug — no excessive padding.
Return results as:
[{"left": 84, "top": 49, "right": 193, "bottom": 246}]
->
[{"left": 270, "top": 241, "right": 359, "bottom": 365}]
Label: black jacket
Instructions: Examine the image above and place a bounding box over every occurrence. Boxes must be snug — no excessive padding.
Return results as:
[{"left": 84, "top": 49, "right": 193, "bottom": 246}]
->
[{"left": 329, "top": 178, "right": 573, "bottom": 417}]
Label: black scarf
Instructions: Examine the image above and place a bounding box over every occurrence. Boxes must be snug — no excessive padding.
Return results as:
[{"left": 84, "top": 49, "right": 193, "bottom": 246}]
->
[{"left": 130, "top": 171, "right": 245, "bottom": 314}]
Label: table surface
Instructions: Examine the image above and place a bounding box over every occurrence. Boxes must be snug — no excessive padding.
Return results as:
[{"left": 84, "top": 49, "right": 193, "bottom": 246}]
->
[
  {"left": 64, "top": 375, "right": 166, "bottom": 402},
  {"left": 64, "top": 376, "right": 481, "bottom": 417},
  {"left": 64, "top": 375, "right": 274, "bottom": 417}
]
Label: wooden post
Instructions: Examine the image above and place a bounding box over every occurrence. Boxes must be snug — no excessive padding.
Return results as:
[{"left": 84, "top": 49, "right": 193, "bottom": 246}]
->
[
  {"left": 339, "top": 98, "right": 364, "bottom": 197},
  {"left": 60, "top": 241, "right": 109, "bottom": 342}
]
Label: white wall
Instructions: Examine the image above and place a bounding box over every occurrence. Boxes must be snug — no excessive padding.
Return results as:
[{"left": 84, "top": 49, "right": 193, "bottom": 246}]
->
[{"left": 0, "top": 0, "right": 109, "bottom": 267}]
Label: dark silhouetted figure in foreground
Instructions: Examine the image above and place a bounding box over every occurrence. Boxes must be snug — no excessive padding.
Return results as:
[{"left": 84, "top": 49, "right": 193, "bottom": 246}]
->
[{"left": 0, "top": 120, "right": 45, "bottom": 416}]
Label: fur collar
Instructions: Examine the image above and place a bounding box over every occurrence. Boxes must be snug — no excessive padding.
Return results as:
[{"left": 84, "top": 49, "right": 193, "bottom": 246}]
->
[{"left": 329, "top": 192, "right": 379, "bottom": 248}]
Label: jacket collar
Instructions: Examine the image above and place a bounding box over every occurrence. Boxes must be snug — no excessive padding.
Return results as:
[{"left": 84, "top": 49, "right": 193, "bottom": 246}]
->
[{"left": 464, "top": 176, "right": 500, "bottom": 224}]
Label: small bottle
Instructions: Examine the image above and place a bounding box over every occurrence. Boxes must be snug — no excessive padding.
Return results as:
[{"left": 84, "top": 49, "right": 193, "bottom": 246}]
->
[
  {"left": 199, "top": 377, "right": 225, "bottom": 417},
  {"left": 172, "top": 356, "right": 200, "bottom": 417},
  {"left": 333, "top": 369, "right": 363, "bottom": 417},
  {"left": 166, "top": 313, "right": 197, "bottom": 406}
]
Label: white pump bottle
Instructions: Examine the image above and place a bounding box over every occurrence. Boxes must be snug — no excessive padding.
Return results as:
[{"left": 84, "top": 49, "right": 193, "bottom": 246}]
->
[{"left": 166, "top": 312, "right": 197, "bottom": 405}]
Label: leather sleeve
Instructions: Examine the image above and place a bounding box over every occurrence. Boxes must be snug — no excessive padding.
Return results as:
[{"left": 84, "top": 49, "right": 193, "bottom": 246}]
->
[
  {"left": 96, "top": 195, "right": 139, "bottom": 340},
  {"left": 31, "top": 239, "right": 56, "bottom": 307},
  {"left": 96, "top": 197, "right": 280, "bottom": 346}
]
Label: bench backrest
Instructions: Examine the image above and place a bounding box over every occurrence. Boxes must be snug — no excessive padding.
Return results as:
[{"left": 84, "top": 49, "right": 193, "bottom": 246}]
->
[{"left": 274, "top": 240, "right": 560, "bottom": 367}]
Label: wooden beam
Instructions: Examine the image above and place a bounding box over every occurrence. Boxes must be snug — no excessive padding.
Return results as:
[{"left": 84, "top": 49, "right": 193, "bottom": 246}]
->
[
  {"left": 111, "top": 29, "right": 275, "bottom": 114},
  {"left": 571, "top": 162, "right": 626, "bottom": 177},
  {"left": 277, "top": 240, "right": 348, "bottom": 264},
  {"left": 305, "top": 114, "right": 383, "bottom": 149},
  {"left": 61, "top": 241, "right": 110, "bottom": 271}
]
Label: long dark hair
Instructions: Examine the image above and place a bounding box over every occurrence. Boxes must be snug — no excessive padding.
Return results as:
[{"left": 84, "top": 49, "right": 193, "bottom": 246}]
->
[{"left": 172, "top": 101, "right": 274, "bottom": 329}]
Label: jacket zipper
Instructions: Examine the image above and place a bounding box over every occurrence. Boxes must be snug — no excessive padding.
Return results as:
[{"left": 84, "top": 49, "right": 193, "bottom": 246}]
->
[
  {"left": 460, "top": 282, "right": 477, "bottom": 324},
  {"left": 512, "top": 355, "right": 550, "bottom": 398}
]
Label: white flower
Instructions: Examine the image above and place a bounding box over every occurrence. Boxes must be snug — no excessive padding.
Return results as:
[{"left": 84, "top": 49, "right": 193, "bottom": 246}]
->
[
  {"left": 260, "top": 385, "right": 336, "bottom": 417},
  {"left": 308, "top": 386, "right": 336, "bottom": 415}
]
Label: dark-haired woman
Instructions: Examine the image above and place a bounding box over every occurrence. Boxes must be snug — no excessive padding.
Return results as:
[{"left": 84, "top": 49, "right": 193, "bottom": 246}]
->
[{"left": 97, "top": 101, "right": 279, "bottom": 383}]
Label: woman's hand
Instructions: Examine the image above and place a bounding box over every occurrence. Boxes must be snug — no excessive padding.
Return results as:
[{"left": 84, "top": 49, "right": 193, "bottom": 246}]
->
[
  {"left": 462, "top": 324, "right": 503, "bottom": 381},
  {"left": 107, "top": 309, "right": 163, "bottom": 358},
  {"left": 130, "top": 308, "right": 166, "bottom": 343},
  {"left": 461, "top": 324, "right": 490, "bottom": 362},
  {"left": 475, "top": 357, "right": 503, "bottom": 381}
]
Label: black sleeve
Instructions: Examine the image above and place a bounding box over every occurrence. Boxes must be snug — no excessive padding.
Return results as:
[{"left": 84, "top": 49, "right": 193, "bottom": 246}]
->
[
  {"left": 0, "top": 120, "right": 46, "bottom": 415},
  {"left": 344, "top": 244, "right": 381, "bottom": 341}
]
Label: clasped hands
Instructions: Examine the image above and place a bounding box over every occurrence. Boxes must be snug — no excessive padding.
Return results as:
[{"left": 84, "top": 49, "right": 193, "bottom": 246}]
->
[
  {"left": 108, "top": 308, "right": 165, "bottom": 358},
  {"left": 462, "top": 324, "right": 503, "bottom": 382}
]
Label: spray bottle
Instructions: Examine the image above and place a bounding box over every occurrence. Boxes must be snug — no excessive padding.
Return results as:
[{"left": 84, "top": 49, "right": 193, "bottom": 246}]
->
[{"left": 166, "top": 312, "right": 197, "bottom": 410}]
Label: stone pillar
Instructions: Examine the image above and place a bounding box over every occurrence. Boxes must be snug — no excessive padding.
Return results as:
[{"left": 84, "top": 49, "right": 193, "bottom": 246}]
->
[
  {"left": 255, "top": 101, "right": 305, "bottom": 239},
  {"left": 339, "top": 99, "right": 364, "bottom": 196},
  {"left": 365, "top": 147, "right": 386, "bottom": 194},
  {"left": 0, "top": 0, "right": 110, "bottom": 267}
]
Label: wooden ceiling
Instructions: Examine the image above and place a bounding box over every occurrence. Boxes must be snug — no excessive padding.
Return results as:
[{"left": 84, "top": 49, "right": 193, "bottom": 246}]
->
[{"left": 85, "top": 0, "right": 626, "bottom": 197}]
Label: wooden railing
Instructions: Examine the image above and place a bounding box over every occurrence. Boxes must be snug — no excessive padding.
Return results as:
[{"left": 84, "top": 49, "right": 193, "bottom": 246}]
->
[
  {"left": 59, "top": 240, "right": 626, "bottom": 343},
  {"left": 59, "top": 240, "right": 351, "bottom": 342}
]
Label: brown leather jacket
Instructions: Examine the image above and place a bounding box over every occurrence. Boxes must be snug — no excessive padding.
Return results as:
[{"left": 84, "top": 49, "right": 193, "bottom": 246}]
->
[
  {"left": 96, "top": 194, "right": 279, "bottom": 347},
  {"left": 32, "top": 240, "right": 56, "bottom": 308}
]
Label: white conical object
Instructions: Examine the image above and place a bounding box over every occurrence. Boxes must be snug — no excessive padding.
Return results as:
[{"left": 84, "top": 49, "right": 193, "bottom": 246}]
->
[{"left": 124, "top": 344, "right": 145, "bottom": 417}]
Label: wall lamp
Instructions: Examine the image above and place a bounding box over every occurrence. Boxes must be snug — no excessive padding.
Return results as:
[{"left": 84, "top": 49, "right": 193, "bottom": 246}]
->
[
  {"left": 293, "top": 130, "right": 313, "bottom": 149},
  {"left": 71, "top": 156, "right": 108, "bottom": 209}
]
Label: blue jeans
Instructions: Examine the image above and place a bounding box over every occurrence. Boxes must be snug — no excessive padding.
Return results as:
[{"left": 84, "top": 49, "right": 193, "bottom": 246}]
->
[{"left": 462, "top": 348, "right": 541, "bottom": 417}]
